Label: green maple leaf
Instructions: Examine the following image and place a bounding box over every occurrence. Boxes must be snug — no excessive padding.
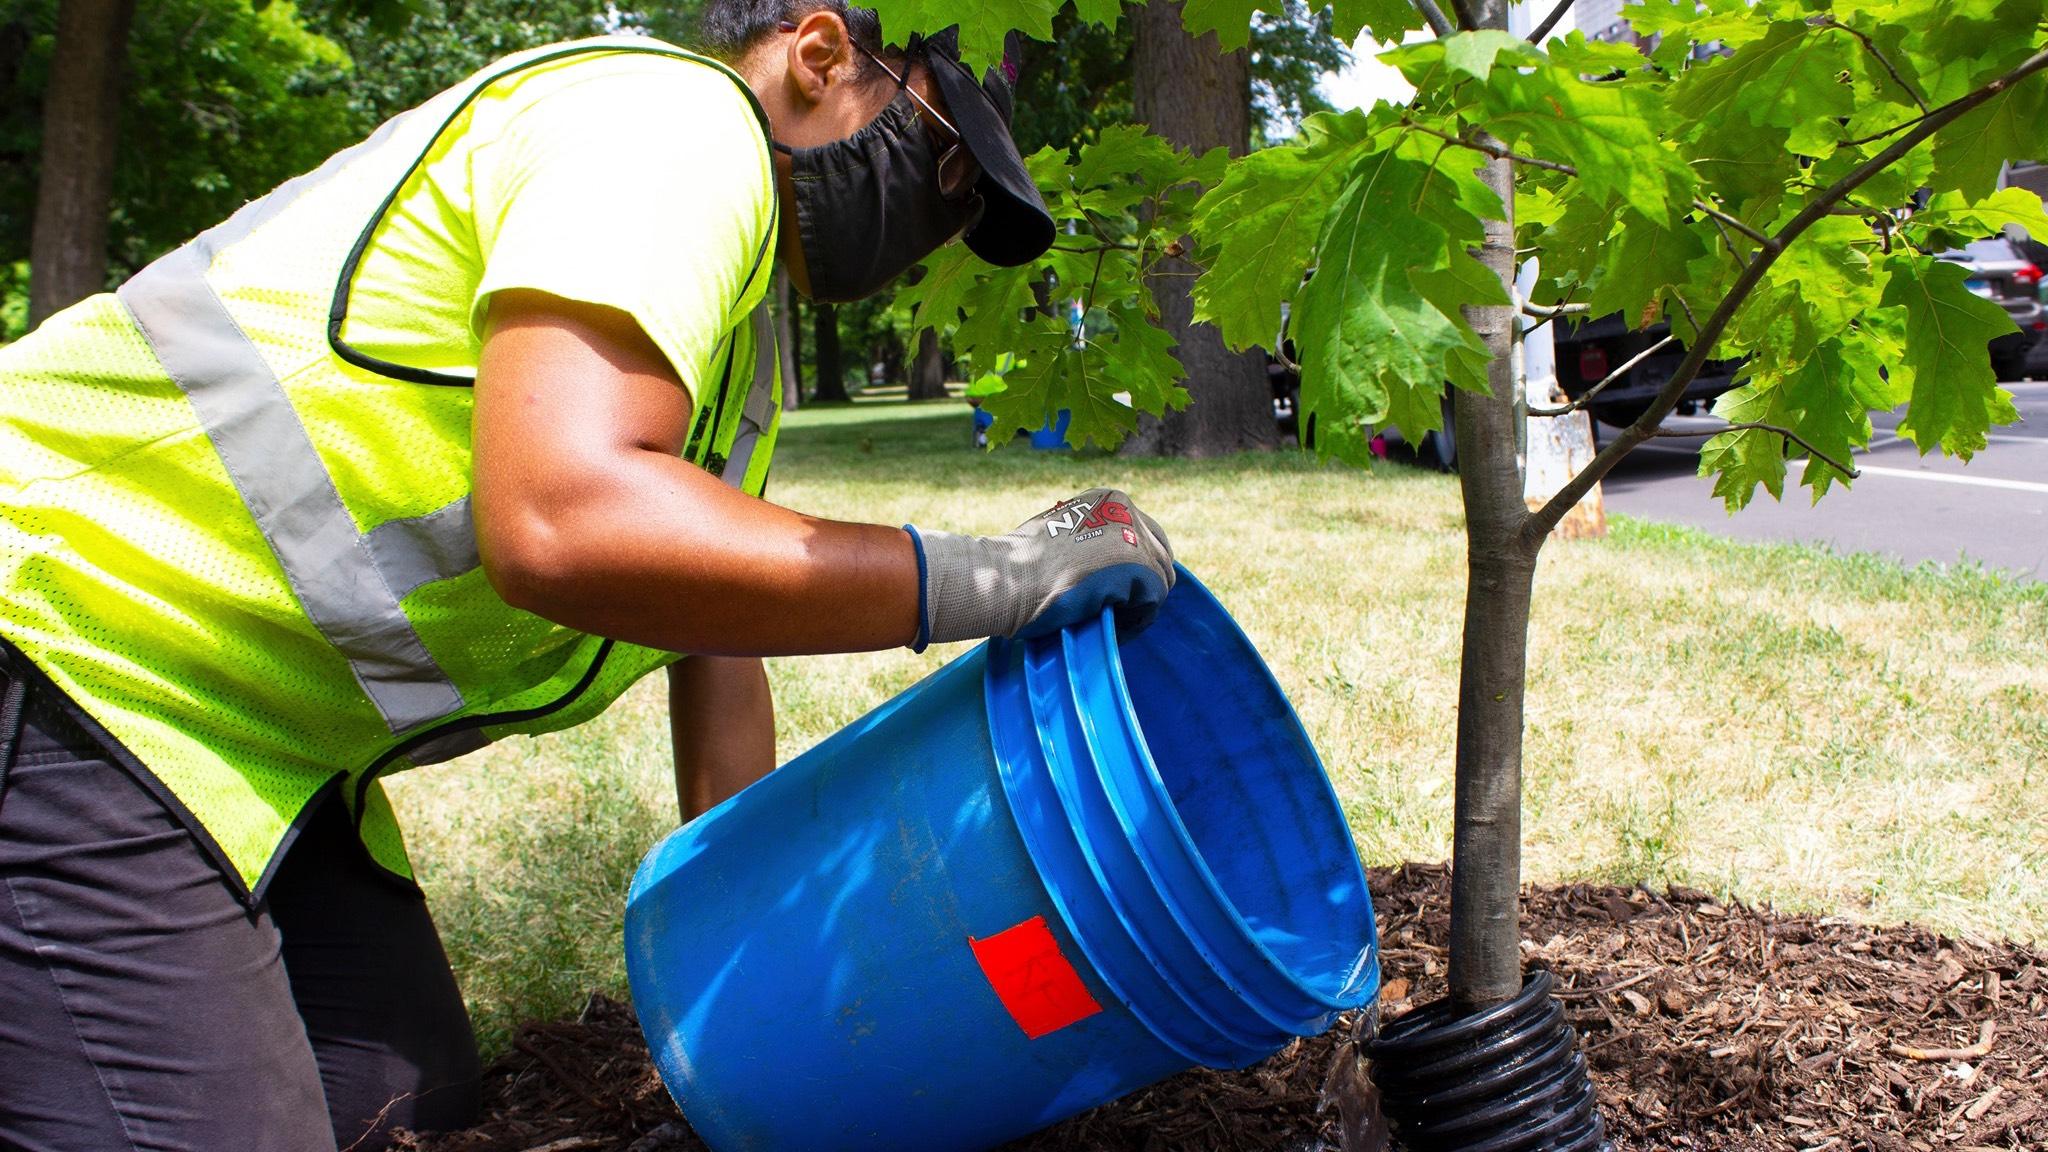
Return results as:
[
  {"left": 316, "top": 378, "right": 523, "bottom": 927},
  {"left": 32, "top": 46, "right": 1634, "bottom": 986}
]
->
[
  {"left": 971, "top": 310, "right": 1185, "bottom": 451},
  {"left": 1586, "top": 210, "right": 1708, "bottom": 329},
  {"left": 1929, "top": 73, "right": 2048, "bottom": 201},
  {"left": 1480, "top": 59, "right": 1694, "bottom": 227},
  {"left": 1782, "top": 342, "right": 1876, "bottom": 502},
  {"left": 1327, "top": 0, "right": 1426, "bottom": 44},
  {"left": 1905, "top": 188, "right": 2048, "bottom": 250},
  {"left": 1089, "top": 306, "right": 1189, "bottom": 419},
  {"left": 1070, "top": 124, "right": 1185, "bottom": 190},
  {"left": 1532, "top": 186, "right": 1621, "bottom": 290},
  {"left": 1189, "top": 108, "right": 1377, "bottom": 352},
  {"left": 1699, "top": 341, "right": 1879, "bottom": 509},
  {"left": 1178, "top": 0, "right": 1261, "bottom": 51},
  {"left": 1764, "top": 214, "right": 1881, "bottom": 345},
  {"left": 1386, "top": 31, "right": 1540, "bottom": 90},
  {"left": 1700, "top": 378, "right": 1792, "bottom": 510},
  {"left": 1290, "top": 147, "right": 1494, "bottom": 462},
  {"left": 1068, "top": 0, "right": 1124, "bottom": 26},
  {"left": 1625, "top": 0, "right": 1771, "bottom": 49},
  {"left": 863, "top": 0, "right": 1057, "bottom": 72},
  {"left": 1548, "top": 32, "right": 1660, "bottom": 76},
  {"left": 1862, "top": 0, "right": 2039, "bottom": 106},
  {"left": 896, "top": 243, "right": 988, "bottom": 334},
  {"left": 1669, "top": 21, "right": 1860, "bottom": 156},
  {"left": 1880, "top": 254, "right": 2021, "bottom": 458},
  {"left": 969, "top": 325, "right": 1080, "bottom": 444}
]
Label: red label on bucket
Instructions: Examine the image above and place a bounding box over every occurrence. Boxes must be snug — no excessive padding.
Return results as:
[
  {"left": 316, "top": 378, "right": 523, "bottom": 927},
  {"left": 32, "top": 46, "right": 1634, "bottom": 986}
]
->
[{"left": 969, "top": 916, "right": 1103, "bottom": 1040}]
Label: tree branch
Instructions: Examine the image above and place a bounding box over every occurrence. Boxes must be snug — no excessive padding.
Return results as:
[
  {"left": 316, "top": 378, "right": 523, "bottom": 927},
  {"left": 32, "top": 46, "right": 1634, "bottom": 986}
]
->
[
  {"left": 1705, "top": 213, "right": 1748, "bottom": 270},
  {"left": 1528, "top": 0, "right": 1575, "bottom": 44},
  {"left": 1525, "top": 45, "right": 2048, "bottom": 542},
  {"left": 1841, "top": 51, "right": 2029, "bottom": 148},
  {"left": 1447, "top": 0, "right": 1481, "bottom": 33},
  {"left": 1401, "top": 118, "right": 1581, "bottom": 176},
  {"left": 1412, "top": 0, "right": 1456, "bottom": 37},
  {"left": 1693, "top": 200, "right": 1770, "bottom": 248},
  {"left": 1815, "top": 16, "right": 1927, "bottom": 113},
  {"left": 1519, "top": 300, "right": 1590, "bottom": 318},
  {"left": 1528, "top": 335, "right": 1675, "bottom": 416},
  {"left": 1652, "top": 421, "right": 1861, "bottom": 480}
]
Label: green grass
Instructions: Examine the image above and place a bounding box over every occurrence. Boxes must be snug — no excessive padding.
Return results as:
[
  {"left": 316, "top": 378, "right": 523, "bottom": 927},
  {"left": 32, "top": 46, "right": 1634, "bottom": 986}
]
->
[{"left": 387, "top": 399, "right": 2048, "bottom": 1053}]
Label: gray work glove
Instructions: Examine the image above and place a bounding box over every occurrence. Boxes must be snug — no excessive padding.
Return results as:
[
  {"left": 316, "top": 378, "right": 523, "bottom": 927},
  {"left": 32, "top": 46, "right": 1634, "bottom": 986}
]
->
[{"left": 906, "top": 489, "right": 1176, "bottom": 650}]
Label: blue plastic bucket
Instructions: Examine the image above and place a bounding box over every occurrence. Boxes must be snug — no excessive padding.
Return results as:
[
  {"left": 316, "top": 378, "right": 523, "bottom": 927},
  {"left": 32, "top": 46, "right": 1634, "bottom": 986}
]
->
[{"left": 625, "top": 568, "right": 1376, "bottom": 1151}]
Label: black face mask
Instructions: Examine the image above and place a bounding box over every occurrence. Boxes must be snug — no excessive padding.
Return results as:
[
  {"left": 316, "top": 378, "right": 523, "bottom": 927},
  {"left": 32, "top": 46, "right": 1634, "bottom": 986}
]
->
[{"left": 776, "top": 92, "right": 981, "bottom": 303}]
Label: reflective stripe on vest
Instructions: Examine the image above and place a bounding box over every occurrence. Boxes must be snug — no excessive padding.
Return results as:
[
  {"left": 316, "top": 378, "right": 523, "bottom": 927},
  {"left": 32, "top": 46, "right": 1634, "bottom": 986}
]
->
[
  {"left": 119, "top": 245, "right": 469, "bottom": 734},
  {"left": 116, "top": 47, "right": 780, "bottom": 738},
  {"left": 720, "top": 302, "right": 780, "bottom": 487}
]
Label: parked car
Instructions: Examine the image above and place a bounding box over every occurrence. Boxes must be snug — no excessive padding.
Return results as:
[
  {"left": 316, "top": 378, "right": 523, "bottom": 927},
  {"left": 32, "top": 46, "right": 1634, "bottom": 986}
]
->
[
  {"left": 1937, "top": 237, "right": 2044, "bottom": 380},
  {"left": 1551, "top": 313, "right": 1746, "bottom": 430}
]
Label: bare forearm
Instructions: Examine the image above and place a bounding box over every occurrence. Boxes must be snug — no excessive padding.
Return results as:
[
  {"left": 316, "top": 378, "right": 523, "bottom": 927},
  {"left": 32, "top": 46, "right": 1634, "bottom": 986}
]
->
[
  {"left": 480, "top": 454, "right": 919, "bottom": 655},
  {"left": 670, "top": 655, "right": 776, "bottom": 820},
  {"left": 472, "top": 291, "right": 920, "bottom": 656}
]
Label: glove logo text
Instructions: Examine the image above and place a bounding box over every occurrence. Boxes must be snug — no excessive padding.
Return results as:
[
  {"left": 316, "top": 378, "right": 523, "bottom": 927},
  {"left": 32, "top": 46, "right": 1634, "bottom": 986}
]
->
[{"left": 1044, "top": 499, "right": 1134, "bottom": 544}]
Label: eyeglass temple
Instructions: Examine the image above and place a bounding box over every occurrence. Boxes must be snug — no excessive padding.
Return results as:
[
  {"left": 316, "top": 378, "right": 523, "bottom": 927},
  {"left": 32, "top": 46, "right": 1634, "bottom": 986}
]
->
[{"left": 776, "top": 20, "right": 963, "bottom": 139}]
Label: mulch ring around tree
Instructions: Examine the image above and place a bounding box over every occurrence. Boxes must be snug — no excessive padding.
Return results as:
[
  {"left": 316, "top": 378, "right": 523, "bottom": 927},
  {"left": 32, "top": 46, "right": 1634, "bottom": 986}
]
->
[{"left": 396, "top": 863, "right": 2048, "bottom": 1152}]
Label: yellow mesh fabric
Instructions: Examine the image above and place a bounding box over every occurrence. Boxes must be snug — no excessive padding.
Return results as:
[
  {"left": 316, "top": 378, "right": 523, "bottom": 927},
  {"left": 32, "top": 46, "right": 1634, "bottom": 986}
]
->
[
  {"left": 0, "top": 38, "right": 778, "bottom": 893},
  {"left": 356, "top": 778, "right": 416, "bottom": 880}
]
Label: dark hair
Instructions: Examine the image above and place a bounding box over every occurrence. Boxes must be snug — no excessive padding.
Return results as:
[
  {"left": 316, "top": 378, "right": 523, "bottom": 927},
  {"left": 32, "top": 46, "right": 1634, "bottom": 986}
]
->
[{"left": 697, "top": 1, "right": 894, "bottom": 82}]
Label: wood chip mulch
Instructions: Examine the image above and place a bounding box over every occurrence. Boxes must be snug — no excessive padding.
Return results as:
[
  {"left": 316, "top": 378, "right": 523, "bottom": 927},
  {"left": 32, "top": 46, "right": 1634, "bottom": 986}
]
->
[{"left": 397, "top": 862, "right": 2048, "bottom": 1152}]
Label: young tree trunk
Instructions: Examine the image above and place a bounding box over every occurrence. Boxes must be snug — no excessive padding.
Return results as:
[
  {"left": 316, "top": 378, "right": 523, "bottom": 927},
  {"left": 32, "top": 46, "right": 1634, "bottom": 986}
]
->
[
  {"left": 28, "top": 0, "right": 136, "bottom": 327},
  {"left": 1122, "top": 0, "right": 1276, "bottom": 458},
  {"left": 1448, "top": 0, "right": 1540, "bottom": 1013},
  {"left": 776, "top": 269, "right": 801, "bottom": 411},
  {"left": 908, "top": 327, "right": 947, "bottom": 400},
  {"left": 812, "top": 301, "right": 848, "bottom": 403}
]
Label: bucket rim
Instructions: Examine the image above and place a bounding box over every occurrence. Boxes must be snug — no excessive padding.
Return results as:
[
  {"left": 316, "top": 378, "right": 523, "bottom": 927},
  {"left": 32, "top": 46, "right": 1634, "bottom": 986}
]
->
[{"left": 1086, "top": 567, "right": 1378, "bottom": 1012}]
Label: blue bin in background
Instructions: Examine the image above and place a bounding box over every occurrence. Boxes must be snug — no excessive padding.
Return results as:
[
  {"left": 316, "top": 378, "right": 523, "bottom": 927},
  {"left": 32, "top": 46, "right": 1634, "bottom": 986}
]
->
[
  {"left": 624, "top": 568, "right": 1377, "bottom": 1152},
  {"left": 1027, "top": 408, "right": 1072, "bottom": 450}
]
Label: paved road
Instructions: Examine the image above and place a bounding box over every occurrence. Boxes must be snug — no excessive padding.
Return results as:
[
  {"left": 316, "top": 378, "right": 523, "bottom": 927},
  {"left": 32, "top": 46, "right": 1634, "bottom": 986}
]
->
[{"left": 1597, "top": 378, "right": 2048, "bottom": 580}]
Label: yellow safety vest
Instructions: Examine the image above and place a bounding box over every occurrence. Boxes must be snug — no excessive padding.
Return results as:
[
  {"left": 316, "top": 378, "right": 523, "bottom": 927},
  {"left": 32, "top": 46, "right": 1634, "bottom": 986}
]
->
[{"left": 0, "top": 40, "right": 782, "bottom": 898}]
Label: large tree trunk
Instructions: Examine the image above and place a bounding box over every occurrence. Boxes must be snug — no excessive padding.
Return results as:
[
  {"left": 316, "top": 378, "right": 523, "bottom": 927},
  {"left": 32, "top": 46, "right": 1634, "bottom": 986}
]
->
[
  {"left": 811, "top": 301, "right": 848, "bottom": 403},
  {"left": 908, "top": 327, "right": 947, "bottom": 400},
  {"left": 1122, "top": 0, "right": 1276, "bottom": 458},
  {"left": 28, "top": 0, "right": 136, "bottom": 328}
]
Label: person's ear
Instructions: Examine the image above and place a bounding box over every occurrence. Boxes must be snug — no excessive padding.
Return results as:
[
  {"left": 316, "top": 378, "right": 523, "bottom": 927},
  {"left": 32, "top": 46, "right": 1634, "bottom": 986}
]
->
[{"left": 786, "top": 10, "right": 852, "bottom": 107}]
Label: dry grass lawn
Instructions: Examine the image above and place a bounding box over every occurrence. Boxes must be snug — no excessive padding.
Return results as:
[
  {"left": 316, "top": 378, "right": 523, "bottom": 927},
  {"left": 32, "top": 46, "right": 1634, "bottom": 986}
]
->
[{"left": 388, "top": 400, "right": 2048, "bottom": 1051}]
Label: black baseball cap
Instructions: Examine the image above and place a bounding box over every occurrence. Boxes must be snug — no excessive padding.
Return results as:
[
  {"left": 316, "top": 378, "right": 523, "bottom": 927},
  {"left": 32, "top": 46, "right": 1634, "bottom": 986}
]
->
[{"left": 917, "top": 28, "right": 1056, "bottom": 268}]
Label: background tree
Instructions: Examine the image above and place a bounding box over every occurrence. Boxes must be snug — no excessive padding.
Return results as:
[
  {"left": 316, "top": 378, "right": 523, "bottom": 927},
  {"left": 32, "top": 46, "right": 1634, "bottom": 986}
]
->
[
  {"left": 3, "top": 0, "right": 358, "bottom": 334},
  {"left": 26, "top": 0, "right": 134, "bottom": 326},
  {"left": 909, "top": 327, "right": 948, "bottom": 399},
  {"left": 812, "top": 300, "right": 850, "bottom": 403},
  {"left": 1121, "top": 0, "right": 1276, "bottom": 457}
]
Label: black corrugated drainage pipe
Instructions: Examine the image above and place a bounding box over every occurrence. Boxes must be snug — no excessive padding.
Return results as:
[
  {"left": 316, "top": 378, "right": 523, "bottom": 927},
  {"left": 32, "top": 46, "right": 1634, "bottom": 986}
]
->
[{"left": 1365, "top": 970, "right": 1607, "bottom": 1151}]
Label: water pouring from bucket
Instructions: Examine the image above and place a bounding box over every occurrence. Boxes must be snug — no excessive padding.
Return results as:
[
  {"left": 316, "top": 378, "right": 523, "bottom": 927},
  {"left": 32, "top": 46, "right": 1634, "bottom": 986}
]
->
[{"left": 624, "top": 566, "right": 1377, "bottom": 1152}]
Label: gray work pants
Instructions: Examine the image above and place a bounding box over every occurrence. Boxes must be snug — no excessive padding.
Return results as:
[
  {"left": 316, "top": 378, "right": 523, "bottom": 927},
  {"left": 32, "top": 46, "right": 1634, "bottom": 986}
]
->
[{"left": 0, "top": 662, "right": 481, "bottom": 1151}]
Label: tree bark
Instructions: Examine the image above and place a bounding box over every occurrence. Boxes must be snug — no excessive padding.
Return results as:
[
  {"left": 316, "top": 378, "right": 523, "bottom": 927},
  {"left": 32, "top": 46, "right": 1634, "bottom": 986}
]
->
[
  {"left": 1448, "top": 0, "right": 1539, "bottom": 1013},
  {"left": 811, "top": 301, "right": 848, "bottom": 403},
  {"left": 28, "top": 0, "right": 136, "bottom": 327},
  {"left": 908, "top": 327, "right": 947, "bottom": 400},
  {"left": 1121, "top": 0, "right": 1276, "bottom": 458}
]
